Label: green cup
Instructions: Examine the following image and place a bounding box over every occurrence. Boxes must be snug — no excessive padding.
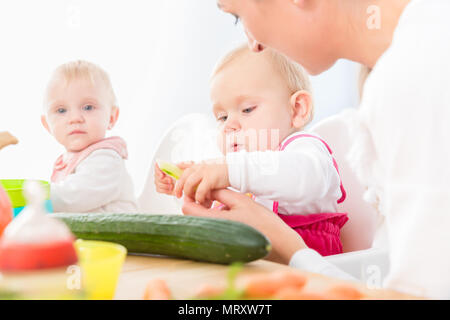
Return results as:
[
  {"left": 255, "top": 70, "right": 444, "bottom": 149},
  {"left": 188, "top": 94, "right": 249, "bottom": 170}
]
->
[{"left": 0, "top": 180, "right": 53, "bottom": 217}]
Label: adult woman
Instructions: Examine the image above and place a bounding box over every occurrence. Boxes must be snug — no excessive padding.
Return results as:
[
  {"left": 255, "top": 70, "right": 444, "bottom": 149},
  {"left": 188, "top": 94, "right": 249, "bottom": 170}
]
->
[{"left": 183, "top": 0, "right": 450, "bottom": 299}]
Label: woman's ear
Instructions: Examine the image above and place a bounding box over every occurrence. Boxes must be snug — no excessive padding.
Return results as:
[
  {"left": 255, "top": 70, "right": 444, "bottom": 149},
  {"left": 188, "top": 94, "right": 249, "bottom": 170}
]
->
[
  {"left": 290, "top": 90, "right": 312, "bottom": 129},
  {"left": 41, "top": 115, "right": 51, "bottom": 133},
  {"left": 108, "top": 106, "right": 120, "bottom": 130}
]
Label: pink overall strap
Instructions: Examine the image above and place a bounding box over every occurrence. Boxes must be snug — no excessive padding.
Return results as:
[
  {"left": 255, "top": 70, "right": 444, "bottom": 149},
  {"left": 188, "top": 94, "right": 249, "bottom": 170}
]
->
[
  {"left": 51, "top": 136, "right": 128, "bottom": 183},
  {"left": 272, "top": 134, "right": 346, "bottom": 214}
]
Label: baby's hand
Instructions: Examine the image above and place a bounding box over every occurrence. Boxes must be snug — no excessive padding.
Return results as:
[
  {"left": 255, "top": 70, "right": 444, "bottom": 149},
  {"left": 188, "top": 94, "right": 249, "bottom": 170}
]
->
[
  {"left": 154, "top": 163, "right": 176, "bottom": 195},
  {"left": 174, "top": 159, "right": 229, "bottom": 205}
]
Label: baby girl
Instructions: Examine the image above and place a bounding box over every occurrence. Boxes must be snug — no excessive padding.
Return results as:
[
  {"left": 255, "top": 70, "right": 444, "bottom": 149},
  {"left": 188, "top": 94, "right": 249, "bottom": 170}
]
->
[
  {"left": 41, "top": 60, "right": 138, "bottom": 213},
  {"left": 155, "top": 45, "right": 348, "bottom": 256}
]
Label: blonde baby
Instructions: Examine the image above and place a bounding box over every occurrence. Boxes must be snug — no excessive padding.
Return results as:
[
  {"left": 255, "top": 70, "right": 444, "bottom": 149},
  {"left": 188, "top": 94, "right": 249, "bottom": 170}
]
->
[
  {"left": 42, "top": 60, "right": 138, "bottom": 213},
  {"left": 155, "top": 45, "right": 348, "bottom": 256}
]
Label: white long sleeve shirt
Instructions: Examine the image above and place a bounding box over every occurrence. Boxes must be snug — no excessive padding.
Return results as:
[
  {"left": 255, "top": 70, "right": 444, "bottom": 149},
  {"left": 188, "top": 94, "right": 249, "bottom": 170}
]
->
[
  {"left": 291, "top": 0, "right": 450, "bottom": 299},
  {"left": 51, "top": 149, "right": 138, "bottom": 213},
  {"left": 226, "top": 131, "right": 343, "bottom": 215},
  {"left": 354, "top": 0, "right": 450, "bottom": 299}
]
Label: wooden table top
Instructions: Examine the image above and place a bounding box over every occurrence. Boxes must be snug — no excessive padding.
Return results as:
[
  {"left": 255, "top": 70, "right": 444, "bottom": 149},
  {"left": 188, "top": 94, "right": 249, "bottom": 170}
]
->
[{"left": 114, "top": 255, "right": 419, "bottom": 300}]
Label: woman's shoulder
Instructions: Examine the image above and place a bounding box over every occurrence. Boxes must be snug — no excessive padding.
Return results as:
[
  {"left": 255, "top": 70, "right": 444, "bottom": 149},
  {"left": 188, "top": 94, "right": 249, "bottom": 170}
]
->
[
  {"left": 402, "top": 0, "right": 450, "bottom": 22},
  {"left": 363, "top": 0, "right": 450, "bottom": 111},
  {"left": 375, "top": 0, "right": 450, "bottom": 66},
  {"left": 394, "top": 0, "right": 450, "bottom": 48}
]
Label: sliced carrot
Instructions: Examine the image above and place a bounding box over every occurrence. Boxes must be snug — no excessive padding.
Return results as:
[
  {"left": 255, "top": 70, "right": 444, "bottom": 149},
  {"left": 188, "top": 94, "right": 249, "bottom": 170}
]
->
[
  {"left": 194, "top": 284, "right": 226, "bottom": 298},
  {"left": 274, "top": 287, "right": 325, "bottom": 300},
  {"left": 325, "top": 284, "right": 364, "bottom": 300},
  {"left": 143, "top": 278, "right": 172, "bottom": 300},
  {"left": 244, "top": 271, "right": 307, "bottom": 298}
]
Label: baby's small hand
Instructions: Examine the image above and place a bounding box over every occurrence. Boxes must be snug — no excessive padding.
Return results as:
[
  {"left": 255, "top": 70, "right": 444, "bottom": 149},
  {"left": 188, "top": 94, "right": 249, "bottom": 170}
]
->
[
  {"left": 174, "top": 158, "right": 229, "bottom": 205},
  {"left": 154, "top": 163, "right": 176, "bottom": 195}
]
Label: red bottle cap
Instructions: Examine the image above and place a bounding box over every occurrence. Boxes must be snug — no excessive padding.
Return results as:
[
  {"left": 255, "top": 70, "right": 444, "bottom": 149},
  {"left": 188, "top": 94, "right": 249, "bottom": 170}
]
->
[{"left": 0, "top": 237, "right": 78, "bottom": 271}]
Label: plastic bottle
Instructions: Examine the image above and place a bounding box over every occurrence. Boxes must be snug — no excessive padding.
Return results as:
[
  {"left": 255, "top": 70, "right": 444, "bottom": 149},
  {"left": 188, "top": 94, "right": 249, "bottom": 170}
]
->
[
  {"left": 0, "top": 185, "right": 13, "bottom": 237},
  {"left": 0, "top": 180, "right": 83, "bottom": 299}
]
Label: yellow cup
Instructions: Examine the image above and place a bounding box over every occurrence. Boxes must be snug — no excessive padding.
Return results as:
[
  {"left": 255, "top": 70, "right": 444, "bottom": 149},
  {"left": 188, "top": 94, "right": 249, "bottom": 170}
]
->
[{"left": 74, "top": 239, "right": 127, "bottom": 300}]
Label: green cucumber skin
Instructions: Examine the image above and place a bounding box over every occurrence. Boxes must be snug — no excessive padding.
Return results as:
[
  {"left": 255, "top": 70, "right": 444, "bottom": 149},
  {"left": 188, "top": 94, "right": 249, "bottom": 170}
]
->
[{"left": 53, "top": 213, "right": 271, "bottom": 264}]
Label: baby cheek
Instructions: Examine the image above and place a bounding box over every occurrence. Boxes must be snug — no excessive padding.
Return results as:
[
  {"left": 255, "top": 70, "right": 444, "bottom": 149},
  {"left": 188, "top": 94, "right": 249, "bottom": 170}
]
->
[
  {"left": 54, "top": 129, "right": 70, "bottom": 148},
  {"left": 89, "top": 113, "right": 110, "bottom": 133},
  {"left": 266, "top": 129, "right": 283, "bottom": 151},
  {"left": 216, "top": 131, "right": 227, "bottom": 155},
  {"left": 255, "top": 123, "right": 286, "bottom": 151},
  {"left": 48, "top": 121, "right": 65, "bottom": 140},
  {"left": 91, "top": 123, "right": 109, "bottom": 140},
  {"left": 46, "top": 115, "right": 60, "bottom": 130}
]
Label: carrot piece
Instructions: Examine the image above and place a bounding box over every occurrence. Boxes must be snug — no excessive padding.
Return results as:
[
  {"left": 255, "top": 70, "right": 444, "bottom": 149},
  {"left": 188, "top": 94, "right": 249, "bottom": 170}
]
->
[
  {"left": 274, "top": 287, "right": 325, "bottom": 300},
  {"left": 244, "top": 271, "right": 307, "bottom": 298},
  {"left": 325, "top": 284, "right": 364, "bottom": 300},
  {"left": 143, "top": 278, "right": 172, "bottom": 300},
  {"left": 194, "top": 284, "right": 226, "bottom": 298}
]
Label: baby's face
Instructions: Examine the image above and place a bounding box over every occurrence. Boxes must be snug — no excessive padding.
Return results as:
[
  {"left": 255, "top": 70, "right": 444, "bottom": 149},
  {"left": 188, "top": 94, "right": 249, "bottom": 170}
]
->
[
  {"left": 43, "top": 77, "right": 115, "bottom": 152},
  {"left": 211, "top": 52, "right": 294, "bottom": 155}
]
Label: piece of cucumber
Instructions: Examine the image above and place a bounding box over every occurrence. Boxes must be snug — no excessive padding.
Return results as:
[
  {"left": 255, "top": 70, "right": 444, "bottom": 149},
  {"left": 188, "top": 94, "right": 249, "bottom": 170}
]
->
[{"left": 156, "top": 159, "right": 183, "bottom": 180}]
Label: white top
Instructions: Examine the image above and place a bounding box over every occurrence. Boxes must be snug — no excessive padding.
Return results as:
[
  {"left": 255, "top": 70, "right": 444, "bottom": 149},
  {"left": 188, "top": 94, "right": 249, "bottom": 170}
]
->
[
  {"left": 291, "top": 0, "right": 450, "bottom": 299},
  {"left": 290, "top": 249, "right": 357, "bottom": 282},
  {"left": 51, "top": 149, "right": 139, "bottom": 213},
  {"left": 226, "top": 132, "right": 342, "bottom": 215}
]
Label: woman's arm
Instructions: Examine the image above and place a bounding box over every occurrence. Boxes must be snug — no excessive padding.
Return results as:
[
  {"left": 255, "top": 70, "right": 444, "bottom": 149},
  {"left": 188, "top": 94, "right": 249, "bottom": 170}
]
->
[
  {"left": 183, "top": 188, "right": 305, "bottom": 264},
  {"left": 182, "top": 188, "right": 355, "bottom": 281}
]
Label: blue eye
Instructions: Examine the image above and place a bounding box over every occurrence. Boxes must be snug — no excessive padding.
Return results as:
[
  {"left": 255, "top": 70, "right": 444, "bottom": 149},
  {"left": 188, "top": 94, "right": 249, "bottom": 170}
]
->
[
  {"left": 83, "top": 105, "right": 94, "bottom": 111},
  {"left": 243, "top": 106, "right": 256, "bottom": 114},
  {"left": 217, "top": 115, "right": 228, "bottom": 122},
  {"left": 56, "top": 108, "right": 66, "bottom": 114}
]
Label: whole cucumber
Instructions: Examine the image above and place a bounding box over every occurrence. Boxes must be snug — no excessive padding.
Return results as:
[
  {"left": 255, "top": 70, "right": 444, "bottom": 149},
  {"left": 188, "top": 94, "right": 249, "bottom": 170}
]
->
[{"left": 53, "top": 213, "right": 271, "bottom": 264}]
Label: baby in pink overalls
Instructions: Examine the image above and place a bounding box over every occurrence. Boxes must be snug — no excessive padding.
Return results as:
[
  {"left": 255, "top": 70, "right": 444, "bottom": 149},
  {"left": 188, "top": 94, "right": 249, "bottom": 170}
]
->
[{"left": 155, "top": 45, "right": 348, "bottom": 256}]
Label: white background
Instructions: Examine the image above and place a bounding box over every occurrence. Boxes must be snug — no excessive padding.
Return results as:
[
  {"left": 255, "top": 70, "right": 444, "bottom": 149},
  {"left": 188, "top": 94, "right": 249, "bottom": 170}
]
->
[{"left": 0, "top": 0, "right": 360, "bottom": 197}]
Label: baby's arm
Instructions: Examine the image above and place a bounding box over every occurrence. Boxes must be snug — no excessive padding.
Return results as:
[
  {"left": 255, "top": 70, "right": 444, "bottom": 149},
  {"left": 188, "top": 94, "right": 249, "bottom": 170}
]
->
[
  {"left": 51, "top": 149, "right": 124, "bottom": 212},
  {"left": 226, "top": 137, "right": 340, "bottom": 204}
]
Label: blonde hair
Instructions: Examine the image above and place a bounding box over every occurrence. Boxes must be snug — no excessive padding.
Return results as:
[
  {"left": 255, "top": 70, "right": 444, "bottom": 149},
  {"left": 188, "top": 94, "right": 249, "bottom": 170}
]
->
[
  {"left": 45, "top": 60, "right": 117, "bottom": 108},
  {"left": 211, "top": 43, "right": 314, "bottom": 124}
]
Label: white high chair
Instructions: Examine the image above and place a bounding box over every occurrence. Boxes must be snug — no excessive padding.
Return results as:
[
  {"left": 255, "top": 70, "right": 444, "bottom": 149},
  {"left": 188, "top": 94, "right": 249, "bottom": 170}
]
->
[
  {"left": 138, "top": 113, "right": 221, "bottom": 215},
  {"left": 309, "top": 110, "right": 389, "bottom": 283},
  {"left": 139, "top": 111, "right": 389, "bottom": 282}
]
